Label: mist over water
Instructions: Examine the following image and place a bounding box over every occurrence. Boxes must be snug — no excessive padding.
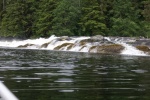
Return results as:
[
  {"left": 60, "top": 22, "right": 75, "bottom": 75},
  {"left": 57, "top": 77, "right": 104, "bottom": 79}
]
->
[{"left": 0, "top": 48, "right": 150, "bottom": 100}]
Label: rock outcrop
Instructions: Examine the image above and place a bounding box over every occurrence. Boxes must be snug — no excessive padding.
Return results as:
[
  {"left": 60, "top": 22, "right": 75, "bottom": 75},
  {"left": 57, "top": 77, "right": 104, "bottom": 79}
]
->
[
  {"left": 14, "top": 35, "right": 150, "bottom": 55},
  {"left": 136, "top": 45, "right": 150, "bottom": 54},
  {"left": 57, "top": 36, "right": 72, "bottom": 41},
  {"left": 97, "top": 44, "right": 125, "bottom": 54},
  {"left": 54, "top": 43, "right": 74, "bottom": 50},
  {"left": 18, "top": 44, "right": 34, "bottom": 48}
]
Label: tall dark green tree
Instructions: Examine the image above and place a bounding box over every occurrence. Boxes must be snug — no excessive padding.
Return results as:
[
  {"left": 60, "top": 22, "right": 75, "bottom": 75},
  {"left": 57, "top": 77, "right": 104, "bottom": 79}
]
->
[
  {"left": 0, "top": 0, "right": 14, "bottom": 20},
  {"left": 52, "top": 0, "right": 81, "bottom": 36},
  {"left": 142, "top": 0, "right": 150, "bottom": 22},
  {"left": 79, "top": 0, "right": 107, "bottom": 36},
  {"left": 0, "top": 0, "right": 3, "bottom": 26},
  {"left": 1, "top": 0, "right": 38, "bottom": 38},
  {"left": 142, "top": 0, "right": 150, "bottom": 37},
  {"left": 34, "top": 0, "right": 57, "bottom": 37},
  {"left": 109, "top": 0, "right": 145, "bottom": 37},
  {"left": 1, "top": 1, "right": 24, "bottom": 37},
  {"left": 0, "top": 0, "right": 150, "bottom": 38},
  {"left": 0, "top": 0, "right": 5, "bottom": 28},
  {"left": 0, "top": 0, "right": 3, "bottom": 12}
]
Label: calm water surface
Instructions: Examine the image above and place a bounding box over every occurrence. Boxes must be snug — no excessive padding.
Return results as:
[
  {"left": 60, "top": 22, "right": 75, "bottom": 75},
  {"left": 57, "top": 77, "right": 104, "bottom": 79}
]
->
[{"left": 0, "top": 48, "right": 150, "bottom": 100}]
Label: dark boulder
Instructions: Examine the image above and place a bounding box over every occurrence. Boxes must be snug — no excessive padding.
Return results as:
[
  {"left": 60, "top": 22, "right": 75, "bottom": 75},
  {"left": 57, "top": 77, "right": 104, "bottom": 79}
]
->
[
  {"left": 90, "top": 35, "right": 104, "bottom": 42},
  {"left": 97, "top": 44, "right": 125, "bottom": 54},
  {"left": 40, "top": 41, "right": 53, "bottom": 48},
  {"left": 57, "top": 36, "right": 72, "bottom": 41},
  {"left": 136, "top": 45, "right": 150, "bottom": 53},
  {"left": 54, "top": 43, "right": 74, "bottom": 50},
  {"left": 18, "top": 44, "right": 34, "bottom": 48}
]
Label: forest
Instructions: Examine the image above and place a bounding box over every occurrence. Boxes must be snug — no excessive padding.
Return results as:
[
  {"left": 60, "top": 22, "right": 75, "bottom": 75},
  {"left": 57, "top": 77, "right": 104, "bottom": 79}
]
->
[{"left": 0, "top": 0, "right": 150, "bottom": 38}]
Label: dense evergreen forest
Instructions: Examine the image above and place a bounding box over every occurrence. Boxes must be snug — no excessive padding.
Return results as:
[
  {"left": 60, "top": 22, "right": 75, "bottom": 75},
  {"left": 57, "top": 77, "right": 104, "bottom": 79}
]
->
[{"left": 0, "top": 0, "right": 150, "bottom": 38}]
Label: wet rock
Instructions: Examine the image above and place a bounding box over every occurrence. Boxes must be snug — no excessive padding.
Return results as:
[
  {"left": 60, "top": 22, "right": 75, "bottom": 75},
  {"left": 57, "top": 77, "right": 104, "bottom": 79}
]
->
[
  {"left": 57, "top": 36, "right": 72, "bottom": 41},
  {"left": 135, "top": 39, "right": 150, "bottom": 46},
  {"left": 67, "top": 44, "right": 74, "bottom": 50},
  {"left": 77, "top": 35, "right": 104, "bottom": 43},
  {"left": 41, "top": 42, "right": 50, "bottom": 48},
  {"left": 54, "top": 43, "right": 74, "bottom": 50},
  {"left": 136, "top": 45, "right": 150, "bottom": 53},
  {"left": 89, "top": 46, "right": 97, "bottom": 52},
  {"left": 107, "top": 37, "right": 137, "bottom": 43},
  {"left": 18, "top": 44, "right": 34, "bottom": 48},
  {"left": 97, "top": 44, "right": 125, "bottom": 54},
  {"left": 79, "top": 46, "right": 87, "bottom": 51},
  {"left": 41, "top": 41, "right": 53, "bottom": 48},
  {"left": 79, "top": 36, "right": 112, "bottom": 45},
  {"left": 79, "top": 39, "right": 89, "bottom": 46},
  {"left": 90, "top": 35, "right": 104, "bottom": 42}
]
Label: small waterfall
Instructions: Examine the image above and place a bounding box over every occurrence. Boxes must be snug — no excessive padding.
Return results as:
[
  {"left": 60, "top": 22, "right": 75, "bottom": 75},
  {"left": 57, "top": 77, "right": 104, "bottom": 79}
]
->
[
  {"left": 0, "top": 35, "right": 149, "bottom": 56},
  {"left": 104, "top": 37, "right": 147, "bottom": 56},
  {"left": 119, "top": 43, "right": 147, "bottom": 56}
]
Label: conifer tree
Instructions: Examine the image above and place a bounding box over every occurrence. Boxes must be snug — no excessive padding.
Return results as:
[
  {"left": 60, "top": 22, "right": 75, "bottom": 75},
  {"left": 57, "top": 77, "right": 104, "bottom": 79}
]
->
[
  {"left": 142, "top": 0, "right": 150, "bottom": 37},
  {"left": 109, "top": 0, "right": 143, "bottom": 37},
  {"left": 0, "top": 0, "right": 150, "bottom": 38},
  {"left": 34, "top": 0, "right": 57, "bottom": 37},
  {"left": 142, "top": 0, "right": 150, "bottom": 22},
  {"left": 79, "top": 0, "right": 107, "bottom": 36},
  {"left": 1, "top": 1, "right": 25, "bottom": 37},
  {"left": 1, "top": 0, "right": 37, "bottom": 38},
  {"left": 52, "top": 0, "right": 80, "bottom": 36}
]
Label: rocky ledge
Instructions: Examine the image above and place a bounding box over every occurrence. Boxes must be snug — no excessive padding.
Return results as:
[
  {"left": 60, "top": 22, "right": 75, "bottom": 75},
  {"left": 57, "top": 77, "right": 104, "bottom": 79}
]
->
[
  {"left": 119, "top": 37, "right": 150, "bottom": 54},
  {"left": 16, "top": 35, "right": 150, "bottom": 55}
]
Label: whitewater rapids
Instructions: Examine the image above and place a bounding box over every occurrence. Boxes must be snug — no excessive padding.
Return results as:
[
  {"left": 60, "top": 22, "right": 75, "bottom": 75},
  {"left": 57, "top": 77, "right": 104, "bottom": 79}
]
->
[{"left": 0, "top": 35, "right": 148, "bottom": 56}]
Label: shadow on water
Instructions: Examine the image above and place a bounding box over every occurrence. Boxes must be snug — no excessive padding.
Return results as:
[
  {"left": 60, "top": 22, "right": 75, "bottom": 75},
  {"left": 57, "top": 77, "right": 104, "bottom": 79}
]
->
[{"left": 0, "top": 48, "right": 150, "bottom": 100}]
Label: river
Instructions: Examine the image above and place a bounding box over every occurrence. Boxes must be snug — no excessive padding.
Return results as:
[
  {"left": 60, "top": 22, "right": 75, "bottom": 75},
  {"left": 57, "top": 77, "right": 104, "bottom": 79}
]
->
[{"left": 0, "top": 47, "right": 150, "bottom": 100}]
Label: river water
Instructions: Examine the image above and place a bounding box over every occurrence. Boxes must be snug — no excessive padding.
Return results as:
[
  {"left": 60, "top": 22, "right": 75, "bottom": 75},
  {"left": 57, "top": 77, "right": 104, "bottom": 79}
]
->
[{"left": 0, "top": 48, "right": 150, "bottom": 100}]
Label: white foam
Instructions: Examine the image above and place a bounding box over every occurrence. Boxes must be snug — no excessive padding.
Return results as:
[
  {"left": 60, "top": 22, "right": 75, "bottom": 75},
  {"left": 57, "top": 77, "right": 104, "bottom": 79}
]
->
[
  {"left": 120, "top": 43, "right": 147, "bottom": 56},
  {"left": 0, "top": 36, "right": 149, "bottom": 56}
]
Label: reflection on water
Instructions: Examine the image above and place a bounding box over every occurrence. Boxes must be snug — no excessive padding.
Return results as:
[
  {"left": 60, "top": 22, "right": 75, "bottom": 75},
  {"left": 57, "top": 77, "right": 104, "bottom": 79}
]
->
[{"left": 0, "top": 48, "right": 150, "bottom": 100}]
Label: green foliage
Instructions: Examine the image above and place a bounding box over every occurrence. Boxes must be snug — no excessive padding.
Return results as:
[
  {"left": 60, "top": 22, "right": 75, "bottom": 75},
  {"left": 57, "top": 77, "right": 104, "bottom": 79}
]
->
[
  {"left": 109, "top": 0, "right": 147, "bottom": 37},
  {"left": 142, "top": 0, "right": 150, "bottom": 22},
  {"left": 79, "top": 0, "right": 107, "bottom": 36},
  {"left": 142, "top": 0, "right": 150, "bottom": 37},
  {"left": 110, "top": 18, "right": 141, "bottom": 36},
  {"left": 52, "top": 0, "right": 80, "bottom": 36},
  {"left": 0, "top": 1, "right": 3, "bottom": 13},
  {"left": 1, "top": 0, "right": 37, "bottom": 38},
  {"left": 33, "top": 0, "right": 57, "bottom": 37},
  {"left": 1, "top": 1, "right": 25, "bottom": 37},
  {"left": 0, "top": 0, "right": 149, "bottom": 38}
]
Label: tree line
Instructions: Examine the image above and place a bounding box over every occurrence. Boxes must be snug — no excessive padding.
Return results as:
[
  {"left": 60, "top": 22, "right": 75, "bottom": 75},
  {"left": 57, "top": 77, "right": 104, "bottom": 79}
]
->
[{"left": 0, "top": 0, "right": 149, "bottom": 38}]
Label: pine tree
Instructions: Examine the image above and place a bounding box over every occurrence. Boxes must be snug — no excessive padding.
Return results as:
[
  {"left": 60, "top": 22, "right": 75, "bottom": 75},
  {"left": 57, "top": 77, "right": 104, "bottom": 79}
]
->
[
  {"left": 52, "top": 0, "right": 81, "bottom": 36},
  {"left": 0, "top": 0, "right": 5, "bottom": 30},
  {"left": 142, "top": 0, "right": 150, "bottom": 37},
  {"left": 0, "top": 0, "right": 149, "bottom": 38},
  {"left": 1, "top": 1, "right": 25, "bottom": 37},
  {"left": 109, "top": 0, "right": 143, "bottom": 37},
  {"left": 142, "top": 0, "right": 150, "bottom": 22},
  {"left": 0, "top": 1, "right": 3, "bottom": 12},
  {"left": 34, "top": 0, "right": 57, "bottom": 37},
  {"left": 1, "top": 0, "right": 38, "bottom": 38},
  {"left": 79, "top": 0, "right": 107, "bottom": 36}
]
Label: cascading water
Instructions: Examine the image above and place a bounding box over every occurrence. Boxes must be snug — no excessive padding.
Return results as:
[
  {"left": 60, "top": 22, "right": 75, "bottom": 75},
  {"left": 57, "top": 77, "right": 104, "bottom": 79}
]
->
[
  {"left": 119, "top": 43, "right": 147, "bottom": 56},
  {"left": 104, "top": 37, "right": 148, "bottom": 56},
  {"left": 0, "top": 35, "right": 149, "bottom": 56}
]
